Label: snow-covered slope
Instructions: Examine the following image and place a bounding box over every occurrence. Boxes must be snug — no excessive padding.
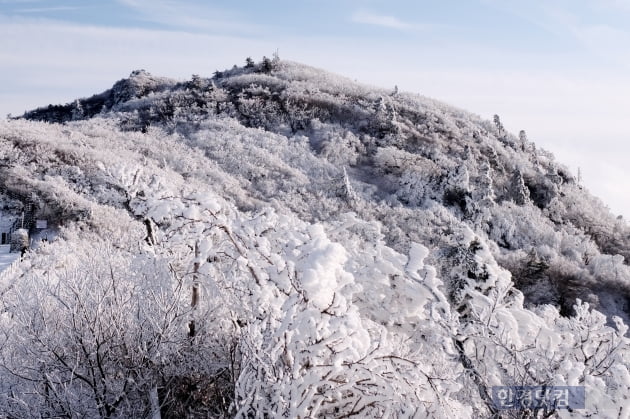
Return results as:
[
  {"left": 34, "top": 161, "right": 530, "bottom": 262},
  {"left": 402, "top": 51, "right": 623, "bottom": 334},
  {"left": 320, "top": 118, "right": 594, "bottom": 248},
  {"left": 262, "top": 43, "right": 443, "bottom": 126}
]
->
[{"left": 0, "top": 59, "right": 627, "bottom": 417}]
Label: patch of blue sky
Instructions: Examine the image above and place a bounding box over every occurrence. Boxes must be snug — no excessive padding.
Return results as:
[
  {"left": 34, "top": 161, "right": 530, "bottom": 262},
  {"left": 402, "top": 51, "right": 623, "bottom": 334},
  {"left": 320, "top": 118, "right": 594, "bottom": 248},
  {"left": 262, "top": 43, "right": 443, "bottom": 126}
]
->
[{"left": 0, "top": 1, "right": 555, "bottom": 44}]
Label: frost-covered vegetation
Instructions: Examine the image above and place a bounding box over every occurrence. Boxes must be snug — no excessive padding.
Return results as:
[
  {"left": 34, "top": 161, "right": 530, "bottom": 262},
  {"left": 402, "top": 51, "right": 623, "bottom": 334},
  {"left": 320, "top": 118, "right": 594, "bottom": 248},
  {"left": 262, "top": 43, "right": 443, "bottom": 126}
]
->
[{"left": 0, "top": 58, "right": 628, "bottom": 417}]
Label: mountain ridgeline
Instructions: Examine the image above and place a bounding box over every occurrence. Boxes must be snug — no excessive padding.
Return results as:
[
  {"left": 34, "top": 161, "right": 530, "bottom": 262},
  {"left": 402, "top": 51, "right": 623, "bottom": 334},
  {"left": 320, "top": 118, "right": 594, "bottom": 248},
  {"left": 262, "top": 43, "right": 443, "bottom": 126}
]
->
[
  {"left": 19, "top": 60, "right": 630, "bottom": 317},
  {"left": 0, "top": 59, "right": 628, "bottom": 417}
]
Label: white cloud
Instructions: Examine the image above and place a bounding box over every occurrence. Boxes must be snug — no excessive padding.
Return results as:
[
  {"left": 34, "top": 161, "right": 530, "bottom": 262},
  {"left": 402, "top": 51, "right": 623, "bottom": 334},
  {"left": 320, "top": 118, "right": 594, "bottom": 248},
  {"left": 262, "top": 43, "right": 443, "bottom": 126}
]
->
[
  {"left": 569, "top": 23, "right": 630, "bottom": 68},
  {"left": 481, "top": 1, "right": 630, "bottom": 69},
  {"left": 114, "top": 0, "right": 265, "bottom": 34},
  {"left": 350, "top": 10, "right": 414, "bottom": 30},
  {"left": 595, "top": 0, "right": 630, "bottom": 11},
  {"left": 14, "top": 6, "right": 79, "bottom": 13},
  {"left": 0, "top": 15, "right": 275, "bottom": 115}
]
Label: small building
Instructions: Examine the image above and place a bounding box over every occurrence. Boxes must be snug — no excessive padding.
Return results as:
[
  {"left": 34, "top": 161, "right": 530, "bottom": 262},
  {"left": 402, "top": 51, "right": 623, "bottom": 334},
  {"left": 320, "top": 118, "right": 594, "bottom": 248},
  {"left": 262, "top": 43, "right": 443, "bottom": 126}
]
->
[{"left": 0, "top": 215, "right": 17, "bottom": 246}]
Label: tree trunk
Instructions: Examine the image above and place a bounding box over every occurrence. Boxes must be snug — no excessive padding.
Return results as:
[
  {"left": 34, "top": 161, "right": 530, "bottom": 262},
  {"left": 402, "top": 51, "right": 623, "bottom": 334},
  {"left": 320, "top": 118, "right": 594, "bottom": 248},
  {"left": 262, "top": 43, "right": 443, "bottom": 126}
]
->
[
  {"left": 188, "top": 241, "right": 200, "bottom": 338},
  {"left": 149, "top": 386, "right": 161, "bottom": 419}
]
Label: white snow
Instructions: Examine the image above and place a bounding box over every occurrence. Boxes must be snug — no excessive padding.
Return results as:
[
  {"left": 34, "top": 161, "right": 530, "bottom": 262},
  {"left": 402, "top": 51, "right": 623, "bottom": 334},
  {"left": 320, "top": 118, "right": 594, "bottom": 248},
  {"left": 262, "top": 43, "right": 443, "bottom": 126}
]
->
[
  {"left": 0, "top": 62, "right": 627, "bottom": 417},
  {"left": 0, "top": 245, "right": 18, "bottom": 275}
]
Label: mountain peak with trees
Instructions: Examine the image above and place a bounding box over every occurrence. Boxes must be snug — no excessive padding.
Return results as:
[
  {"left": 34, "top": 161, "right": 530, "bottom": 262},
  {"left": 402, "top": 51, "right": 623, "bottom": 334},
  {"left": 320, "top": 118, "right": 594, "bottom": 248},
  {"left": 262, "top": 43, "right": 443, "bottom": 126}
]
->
[{"left": 0, "top": 58, "right": 628, "bottom": 417}]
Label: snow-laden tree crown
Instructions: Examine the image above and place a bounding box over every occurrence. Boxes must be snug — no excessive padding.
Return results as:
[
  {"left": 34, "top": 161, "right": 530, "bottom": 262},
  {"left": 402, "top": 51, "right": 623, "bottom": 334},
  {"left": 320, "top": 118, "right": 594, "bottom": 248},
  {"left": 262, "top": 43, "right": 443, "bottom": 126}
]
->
[{"left": 0, "top": 58, "right": 627, "bottom": 417}]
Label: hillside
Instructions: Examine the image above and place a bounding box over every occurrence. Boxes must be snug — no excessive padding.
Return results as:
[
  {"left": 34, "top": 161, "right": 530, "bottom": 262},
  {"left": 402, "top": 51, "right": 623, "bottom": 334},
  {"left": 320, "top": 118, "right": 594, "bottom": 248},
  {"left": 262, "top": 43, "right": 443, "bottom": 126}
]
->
[{"left": 0, "top": 59, "right": 628, "bottom": 417}]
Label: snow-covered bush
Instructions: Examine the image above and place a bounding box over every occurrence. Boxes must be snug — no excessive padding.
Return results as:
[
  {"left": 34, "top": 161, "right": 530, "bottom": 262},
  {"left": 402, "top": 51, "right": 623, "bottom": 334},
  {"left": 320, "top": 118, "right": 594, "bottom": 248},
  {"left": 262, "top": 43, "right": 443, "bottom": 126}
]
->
[{"left": 0, "top": 60, "right": 628, "bottom": 417}]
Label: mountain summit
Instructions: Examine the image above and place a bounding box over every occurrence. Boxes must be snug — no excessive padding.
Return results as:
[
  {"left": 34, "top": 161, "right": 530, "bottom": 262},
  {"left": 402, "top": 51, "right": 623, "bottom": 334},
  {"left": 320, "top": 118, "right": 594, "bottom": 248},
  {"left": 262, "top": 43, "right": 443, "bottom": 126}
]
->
[{"left": 0, "top": 59, "right": 628, "bottom": 417}]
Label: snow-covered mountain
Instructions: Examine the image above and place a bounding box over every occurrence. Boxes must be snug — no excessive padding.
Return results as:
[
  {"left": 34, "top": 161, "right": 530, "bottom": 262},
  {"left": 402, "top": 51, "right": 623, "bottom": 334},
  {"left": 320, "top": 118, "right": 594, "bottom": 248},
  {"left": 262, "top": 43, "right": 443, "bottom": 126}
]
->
[{"left": 0, "top": 59, "right": 628, "bottom": 417}]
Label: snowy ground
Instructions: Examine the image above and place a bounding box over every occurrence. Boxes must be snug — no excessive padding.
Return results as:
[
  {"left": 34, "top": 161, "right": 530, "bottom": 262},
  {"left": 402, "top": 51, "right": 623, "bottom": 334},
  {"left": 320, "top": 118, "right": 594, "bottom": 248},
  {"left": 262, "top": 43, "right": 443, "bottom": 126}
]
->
[{"left": 0, "top": 245, "right": 18, "bottom": 274}]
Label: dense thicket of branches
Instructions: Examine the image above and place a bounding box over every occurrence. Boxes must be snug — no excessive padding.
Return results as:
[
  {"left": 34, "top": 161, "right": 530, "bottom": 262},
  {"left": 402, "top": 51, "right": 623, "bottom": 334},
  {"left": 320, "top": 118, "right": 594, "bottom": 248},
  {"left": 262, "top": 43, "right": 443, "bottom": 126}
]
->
[{"left": 0, "top": 59, "right": 627, "bottom": 417}]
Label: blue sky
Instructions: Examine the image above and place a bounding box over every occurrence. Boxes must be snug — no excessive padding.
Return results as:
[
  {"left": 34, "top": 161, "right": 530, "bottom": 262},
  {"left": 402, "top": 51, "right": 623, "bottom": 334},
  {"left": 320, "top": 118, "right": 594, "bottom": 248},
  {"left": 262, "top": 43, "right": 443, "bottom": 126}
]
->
[{"left": 1, "top": 0, "right": 629, "bottom": 218}]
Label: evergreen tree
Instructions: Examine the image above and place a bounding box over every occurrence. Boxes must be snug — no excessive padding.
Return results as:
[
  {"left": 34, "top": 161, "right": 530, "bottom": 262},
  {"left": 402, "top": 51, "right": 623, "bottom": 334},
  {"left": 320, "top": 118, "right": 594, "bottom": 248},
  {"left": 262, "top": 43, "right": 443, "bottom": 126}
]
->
[
  {"left": 493, "top": 114, "right": 504, "bottom": 136},
  {"left": 189, "top": 74, "right": 204, "bottom": 89},
  {"left": 510, "top": 169, "right": 530, "bottom": 205},
  {"left": 336, "top": 166, "right": 357, "bottom": 202},
  {"left": 271, "top": 50, "right": 280, "bottom": 67},
  {"left": 518, "top": 129, "right": 527, "bottom": 151},
  {"left": 261, "top": 56, "right": 273, "bottom": 73},
  {"left": 71, "top": 99, "right": 84, "bottom": 120},
  {"left": 474, "top": 162, "right": 495, "bottom": 205}
]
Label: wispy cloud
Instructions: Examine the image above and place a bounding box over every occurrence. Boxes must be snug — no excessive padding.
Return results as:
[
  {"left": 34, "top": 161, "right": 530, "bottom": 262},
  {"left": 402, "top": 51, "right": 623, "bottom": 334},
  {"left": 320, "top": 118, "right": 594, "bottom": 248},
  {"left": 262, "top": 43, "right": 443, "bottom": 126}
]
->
[
  {"left": 531, "top": 5, "right": 630, "bottom": 69},
  {"left": 115, "top": 0, "right": 265, "bottom": 34},
  {"left": 480, "top": 1, "right": 630, "bottom": 69},
  {"left": 350, "top": 10, "right": 414, "bottom": 30},
  {"left": 564, "top": 26, "right": 630, "bottom": 68},
  {"left": 596, "top": 0, "right": 630, "bottom": 11},
  {"left": 14, "top": 6, "right": 79, "bottom": 13},
  {"left": 0, "top": 14, "right": 274, "bottom": 116},
  {"left": 0, "top": 0, "right": 44, "bottom": 3}
]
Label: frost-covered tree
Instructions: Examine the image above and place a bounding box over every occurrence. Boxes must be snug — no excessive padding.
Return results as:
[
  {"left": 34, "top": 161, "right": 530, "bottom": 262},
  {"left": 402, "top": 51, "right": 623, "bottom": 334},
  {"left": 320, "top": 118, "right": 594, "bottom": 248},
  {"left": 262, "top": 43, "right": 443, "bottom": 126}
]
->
[
  {"left": 1, "top": 60, "right": 629, "bottom": 418},
  {"left": 336, "top": 166, "right": 357, "bottom": 202},
  {"left": 10, "top": 228, "right": 28, "bottom": 253},
  {"left": 493, "top": 114, "right": 504, "bottom": 136},
  {"left": 444, "top": 165, "right": 472, "bottom": 214},
  {"left": 473, "top": 162, "right": 495, "bottom": 206},
  {"left": 509, "top": 169, "right": 531, "bottom": 205},
  {"left": 0, "top": 238, "right": 198, "bottom": 417},
  {"left": 261, "top": 56, "right": 273, "bottom": 73}
]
